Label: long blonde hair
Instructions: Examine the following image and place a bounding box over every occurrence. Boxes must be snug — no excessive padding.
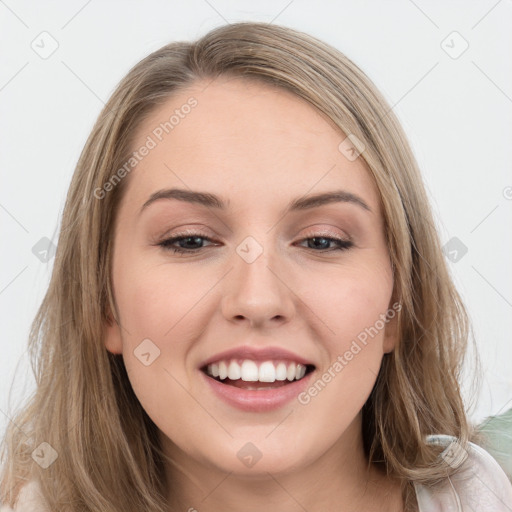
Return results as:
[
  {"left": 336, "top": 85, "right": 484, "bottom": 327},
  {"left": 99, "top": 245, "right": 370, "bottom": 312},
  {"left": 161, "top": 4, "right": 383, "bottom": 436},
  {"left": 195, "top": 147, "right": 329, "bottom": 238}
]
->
[{"left": 1, "top": 21, "right": 478, "bottom": 511}]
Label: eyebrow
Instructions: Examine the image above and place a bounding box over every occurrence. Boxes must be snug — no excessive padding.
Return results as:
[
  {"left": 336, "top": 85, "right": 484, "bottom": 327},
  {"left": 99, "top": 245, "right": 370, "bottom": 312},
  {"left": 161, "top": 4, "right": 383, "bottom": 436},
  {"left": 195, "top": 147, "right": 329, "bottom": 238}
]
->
[{"left": 139, "top": 188, "right": 372, "bottom": 215}]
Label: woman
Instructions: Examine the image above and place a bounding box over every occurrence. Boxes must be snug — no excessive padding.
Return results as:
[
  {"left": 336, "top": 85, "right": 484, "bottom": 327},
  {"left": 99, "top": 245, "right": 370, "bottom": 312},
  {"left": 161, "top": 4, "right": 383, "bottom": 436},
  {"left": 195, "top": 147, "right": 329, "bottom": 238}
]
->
[{"left": 1, "top": 21, "right": 511, "bottom": 512}]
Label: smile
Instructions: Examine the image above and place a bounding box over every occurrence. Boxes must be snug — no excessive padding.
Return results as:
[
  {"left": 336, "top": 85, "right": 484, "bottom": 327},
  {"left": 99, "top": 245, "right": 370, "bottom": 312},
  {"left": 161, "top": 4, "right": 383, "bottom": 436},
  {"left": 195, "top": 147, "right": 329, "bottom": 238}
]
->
[
  {"left": 200, "top": 358, "right": 316, "bottom": 412},
  {"left": 203, "top": 359, "right": 313, "bottom": 387}
]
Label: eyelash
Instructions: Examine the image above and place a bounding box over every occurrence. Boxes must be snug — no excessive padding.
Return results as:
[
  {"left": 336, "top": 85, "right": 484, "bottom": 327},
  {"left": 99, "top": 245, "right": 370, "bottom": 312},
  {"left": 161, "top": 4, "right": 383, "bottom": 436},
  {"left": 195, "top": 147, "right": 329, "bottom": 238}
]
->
[{"left": 157, "top": 232, "right": 353, "bottom": 254}]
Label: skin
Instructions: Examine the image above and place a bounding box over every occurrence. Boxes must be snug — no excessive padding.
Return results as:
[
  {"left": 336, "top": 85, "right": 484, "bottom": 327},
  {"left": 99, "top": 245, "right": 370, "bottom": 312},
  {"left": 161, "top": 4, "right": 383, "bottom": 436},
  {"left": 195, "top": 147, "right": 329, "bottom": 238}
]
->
[{"left": 104, "top": 76, "right": 405, "bottom": 511}]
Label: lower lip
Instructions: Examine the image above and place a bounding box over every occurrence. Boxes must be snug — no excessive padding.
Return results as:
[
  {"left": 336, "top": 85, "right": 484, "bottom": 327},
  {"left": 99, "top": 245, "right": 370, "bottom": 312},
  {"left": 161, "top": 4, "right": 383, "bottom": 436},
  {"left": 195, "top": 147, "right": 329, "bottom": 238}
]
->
[{"left": 200, "top": 369, "right": 315, "bottom": 412}]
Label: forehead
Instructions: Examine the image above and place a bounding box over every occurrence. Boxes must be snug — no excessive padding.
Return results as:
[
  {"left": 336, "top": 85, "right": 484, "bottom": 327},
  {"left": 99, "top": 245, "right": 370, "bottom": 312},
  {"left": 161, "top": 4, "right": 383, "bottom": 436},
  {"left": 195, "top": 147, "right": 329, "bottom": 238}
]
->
[{"left": 123, "top": 76, "right": 381, "bottom": 217}]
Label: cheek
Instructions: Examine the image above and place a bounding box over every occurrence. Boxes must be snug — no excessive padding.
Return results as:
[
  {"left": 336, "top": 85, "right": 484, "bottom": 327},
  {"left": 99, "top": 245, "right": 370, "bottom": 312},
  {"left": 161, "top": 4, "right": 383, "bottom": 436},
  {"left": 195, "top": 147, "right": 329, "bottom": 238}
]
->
[
  {"left": 114, "top": 264, "right": 210, "bottom": 436},
  {"left": 298, "top": 262, "right": 392, "bottom": 402},
  {"left": 302, "top": 260, "right": 393, "bottom": 345},
  {"left": 114, "top": 253, "right": 214, "bottom": 342},
  {"left": 113, "top": 258, "right": 218, "bottom": 405}
]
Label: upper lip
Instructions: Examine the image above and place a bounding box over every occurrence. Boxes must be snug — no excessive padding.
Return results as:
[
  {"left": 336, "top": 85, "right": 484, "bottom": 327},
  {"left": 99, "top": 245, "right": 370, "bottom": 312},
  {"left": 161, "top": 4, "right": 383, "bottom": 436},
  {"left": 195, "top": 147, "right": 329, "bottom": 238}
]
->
[{"left": 199, "top": 345, "right": 315, "bottom": 369}]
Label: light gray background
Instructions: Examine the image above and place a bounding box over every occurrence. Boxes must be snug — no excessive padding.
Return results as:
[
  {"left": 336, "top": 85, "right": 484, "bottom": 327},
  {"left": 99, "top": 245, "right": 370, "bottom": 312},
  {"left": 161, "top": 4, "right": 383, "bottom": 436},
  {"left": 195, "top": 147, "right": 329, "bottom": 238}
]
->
[{"left": 1, "top": 0, "right": 511, "bottom": 444}]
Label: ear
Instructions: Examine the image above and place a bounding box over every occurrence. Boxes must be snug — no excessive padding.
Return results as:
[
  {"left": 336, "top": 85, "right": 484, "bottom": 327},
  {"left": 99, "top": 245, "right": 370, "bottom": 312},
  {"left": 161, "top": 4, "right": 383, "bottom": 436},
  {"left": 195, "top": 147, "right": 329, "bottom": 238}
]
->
[
  {"left": 103, "top": 303, "right": 123, "bottom": 355},
  {"left": 382, "top": 300, "right": 401, "bottom": 354}
]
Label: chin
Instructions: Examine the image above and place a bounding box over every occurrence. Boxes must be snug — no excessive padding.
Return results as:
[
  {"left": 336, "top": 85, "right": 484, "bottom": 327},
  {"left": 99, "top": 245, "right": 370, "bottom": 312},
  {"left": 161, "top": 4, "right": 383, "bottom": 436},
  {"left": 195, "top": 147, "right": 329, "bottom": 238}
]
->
[{"left": 200, "top": 434, "right": 313, "bottom": 477}]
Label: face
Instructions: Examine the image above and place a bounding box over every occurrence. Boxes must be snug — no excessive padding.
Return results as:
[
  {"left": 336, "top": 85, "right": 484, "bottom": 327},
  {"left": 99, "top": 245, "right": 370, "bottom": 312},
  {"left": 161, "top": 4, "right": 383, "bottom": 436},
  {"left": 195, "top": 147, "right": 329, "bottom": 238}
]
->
[{"left": 104, "top": 76, "right": 398, "bottom": 479}]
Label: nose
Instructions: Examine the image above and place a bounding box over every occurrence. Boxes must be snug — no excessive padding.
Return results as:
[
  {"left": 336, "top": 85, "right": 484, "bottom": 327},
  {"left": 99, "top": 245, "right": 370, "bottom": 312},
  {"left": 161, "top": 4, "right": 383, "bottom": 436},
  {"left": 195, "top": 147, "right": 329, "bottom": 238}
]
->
[{"left": 221, "top": 245, "right": 296, "bottom": 329}]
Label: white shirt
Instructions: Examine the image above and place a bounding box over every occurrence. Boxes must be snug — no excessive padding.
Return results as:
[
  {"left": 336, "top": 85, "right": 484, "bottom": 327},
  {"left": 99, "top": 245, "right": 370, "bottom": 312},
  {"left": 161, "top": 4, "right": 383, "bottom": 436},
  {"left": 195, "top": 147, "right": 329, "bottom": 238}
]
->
[{"left": 414, "top": 434, "right": 512, "bottom": 511}]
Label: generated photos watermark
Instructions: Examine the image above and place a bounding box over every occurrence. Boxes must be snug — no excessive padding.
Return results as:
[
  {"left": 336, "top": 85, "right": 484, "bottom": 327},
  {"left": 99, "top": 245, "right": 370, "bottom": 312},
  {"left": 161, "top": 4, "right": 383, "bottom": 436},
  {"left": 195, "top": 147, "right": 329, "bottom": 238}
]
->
[
  {"left": 297, "top": 302, "right": 402, "bottom": 405},
  {"left": 93, "top": 97, "right": 198, "bottom": 200}
]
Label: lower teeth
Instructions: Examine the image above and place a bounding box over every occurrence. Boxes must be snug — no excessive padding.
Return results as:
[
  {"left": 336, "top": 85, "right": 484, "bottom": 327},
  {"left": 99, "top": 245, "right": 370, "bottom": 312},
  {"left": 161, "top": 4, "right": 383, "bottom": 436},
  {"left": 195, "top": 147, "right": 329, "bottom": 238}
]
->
[{"left": 214, "top": 377, "right": 296, "bottom": 389}]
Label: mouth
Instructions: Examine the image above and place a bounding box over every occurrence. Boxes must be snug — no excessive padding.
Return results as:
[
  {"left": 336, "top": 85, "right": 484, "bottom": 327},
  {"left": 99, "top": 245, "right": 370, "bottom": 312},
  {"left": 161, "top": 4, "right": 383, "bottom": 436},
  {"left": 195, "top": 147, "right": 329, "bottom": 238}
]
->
[{"left": 201, "top": 359, "right": 316, "bottom": 390}]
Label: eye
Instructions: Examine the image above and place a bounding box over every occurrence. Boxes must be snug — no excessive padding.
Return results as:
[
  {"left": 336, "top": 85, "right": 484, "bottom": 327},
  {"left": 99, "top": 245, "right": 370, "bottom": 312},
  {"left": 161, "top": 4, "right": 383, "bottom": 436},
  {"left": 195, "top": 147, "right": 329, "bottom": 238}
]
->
[
  {"left": 296, "top": 236, "right": 353, "bottom": 252},
  {"left": 158, "top": 232, "right": 215, "bottom": 254}
]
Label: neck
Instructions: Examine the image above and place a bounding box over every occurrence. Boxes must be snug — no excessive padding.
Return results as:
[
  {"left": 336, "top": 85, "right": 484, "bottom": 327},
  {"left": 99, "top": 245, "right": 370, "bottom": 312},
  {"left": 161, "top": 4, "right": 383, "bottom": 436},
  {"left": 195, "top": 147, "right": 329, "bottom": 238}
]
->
[{"left": 160, "top": 417, "right": 404, "bottom": 512}]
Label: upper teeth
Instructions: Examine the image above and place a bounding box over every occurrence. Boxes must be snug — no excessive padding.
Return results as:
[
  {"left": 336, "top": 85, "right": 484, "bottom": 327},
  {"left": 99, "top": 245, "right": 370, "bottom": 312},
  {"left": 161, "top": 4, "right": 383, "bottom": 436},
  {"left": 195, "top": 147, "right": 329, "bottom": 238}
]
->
[{"left": 206, "top": 360, "right": 308, "bottom": 382}]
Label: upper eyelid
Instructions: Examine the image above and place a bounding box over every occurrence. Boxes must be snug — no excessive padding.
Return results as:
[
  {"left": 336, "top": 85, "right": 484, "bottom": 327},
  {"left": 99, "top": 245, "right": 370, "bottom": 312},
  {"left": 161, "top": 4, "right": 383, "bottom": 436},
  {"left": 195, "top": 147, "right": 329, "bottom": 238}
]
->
[{"left": 161, "top": 229, "right": 350, "bottom": 240}]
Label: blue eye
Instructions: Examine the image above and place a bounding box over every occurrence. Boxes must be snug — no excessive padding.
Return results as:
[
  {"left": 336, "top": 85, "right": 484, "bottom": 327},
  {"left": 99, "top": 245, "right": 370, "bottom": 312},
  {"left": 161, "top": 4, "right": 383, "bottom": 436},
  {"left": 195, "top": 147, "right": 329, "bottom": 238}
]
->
[
  {"left": 298, "top": 236, "right": 353, "bottom": 251},
  {"left": 158, "top": 233, "right": 353, "bottom": 254}
]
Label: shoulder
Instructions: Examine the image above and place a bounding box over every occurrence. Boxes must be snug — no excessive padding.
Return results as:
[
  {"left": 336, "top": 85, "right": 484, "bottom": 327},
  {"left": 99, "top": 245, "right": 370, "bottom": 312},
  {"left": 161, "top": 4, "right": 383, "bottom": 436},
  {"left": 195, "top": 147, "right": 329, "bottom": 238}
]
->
[
  {"left": 0, "top": 480, "right": 49, "bottom": 512},
  {"left": 414, "top": 434, "right": 512, "bottom": 511}
]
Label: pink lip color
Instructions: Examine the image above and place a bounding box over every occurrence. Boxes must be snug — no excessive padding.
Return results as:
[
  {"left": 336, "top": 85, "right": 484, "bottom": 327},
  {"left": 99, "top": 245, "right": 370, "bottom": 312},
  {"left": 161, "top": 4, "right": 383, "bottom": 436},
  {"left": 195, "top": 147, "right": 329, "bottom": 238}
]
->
[{"left": 200, "top": 369, "right": 315, "bottom": 412}]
